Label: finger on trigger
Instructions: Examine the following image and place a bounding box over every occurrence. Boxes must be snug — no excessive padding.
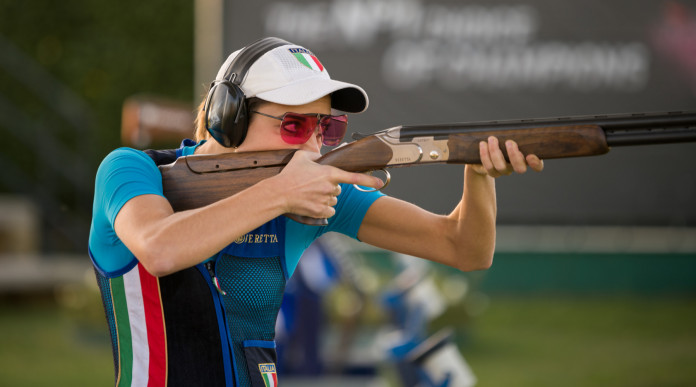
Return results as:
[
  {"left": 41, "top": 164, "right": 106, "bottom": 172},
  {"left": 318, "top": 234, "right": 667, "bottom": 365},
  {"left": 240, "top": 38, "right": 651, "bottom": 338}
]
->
[
  {"left": 362, "top": 173, "right": 384, "bottom": 189},
  {"left": 340, "top": 169, "right": 383, "bottom": 189}
]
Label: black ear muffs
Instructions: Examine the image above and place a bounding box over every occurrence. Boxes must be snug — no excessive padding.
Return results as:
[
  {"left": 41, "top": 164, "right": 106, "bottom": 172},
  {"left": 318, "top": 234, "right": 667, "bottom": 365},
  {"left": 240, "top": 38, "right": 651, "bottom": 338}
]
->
[
  {"left": 204, "top": 79, "right": 248, "bottom": 148},
  {"left": 204, "top": 37, "right": 290, "bottom": 148}
]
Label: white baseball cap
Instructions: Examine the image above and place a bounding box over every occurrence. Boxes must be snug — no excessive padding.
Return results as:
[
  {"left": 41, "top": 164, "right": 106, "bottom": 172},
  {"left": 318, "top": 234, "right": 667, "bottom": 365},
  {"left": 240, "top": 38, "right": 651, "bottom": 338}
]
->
[{"left": 215, "top": 41, "right": 369, "bottom": 113}]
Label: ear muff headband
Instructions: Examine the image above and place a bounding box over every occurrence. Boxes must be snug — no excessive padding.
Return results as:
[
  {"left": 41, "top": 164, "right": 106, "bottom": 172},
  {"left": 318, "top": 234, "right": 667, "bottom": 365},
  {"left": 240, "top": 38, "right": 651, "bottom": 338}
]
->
[{"left": 204, "top": 37, "right": 290, "bottom": 148}]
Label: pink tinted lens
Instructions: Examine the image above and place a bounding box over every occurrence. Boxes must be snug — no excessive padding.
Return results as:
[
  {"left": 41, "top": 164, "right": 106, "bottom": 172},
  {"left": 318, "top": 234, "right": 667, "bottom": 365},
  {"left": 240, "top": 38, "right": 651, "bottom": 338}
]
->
[
  {"left": 280, "top": 113, "right": 317, "bottom": 144},
  {"left": 320, "top": 115, "right": 348, "bottom": 146}
]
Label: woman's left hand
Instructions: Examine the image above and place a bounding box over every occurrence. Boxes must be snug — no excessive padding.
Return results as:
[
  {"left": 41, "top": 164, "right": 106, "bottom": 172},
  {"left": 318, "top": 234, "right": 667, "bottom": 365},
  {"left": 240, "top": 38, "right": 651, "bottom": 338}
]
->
[{"left": 473, "top": 136, "right": 544, "bottom": 177}]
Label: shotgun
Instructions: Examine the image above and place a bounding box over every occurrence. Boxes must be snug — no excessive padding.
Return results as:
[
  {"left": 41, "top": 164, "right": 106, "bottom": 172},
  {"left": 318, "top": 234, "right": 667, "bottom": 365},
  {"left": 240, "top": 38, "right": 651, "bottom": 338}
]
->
[{"left": 159, "top": 111, "right": 696, "bottom": 225}]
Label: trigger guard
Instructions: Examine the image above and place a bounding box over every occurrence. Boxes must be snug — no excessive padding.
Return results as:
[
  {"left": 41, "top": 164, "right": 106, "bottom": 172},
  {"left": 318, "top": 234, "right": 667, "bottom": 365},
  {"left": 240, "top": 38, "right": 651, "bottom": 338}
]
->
[{"left": 354, "top": 169, "right": 391, "bottom": 193}]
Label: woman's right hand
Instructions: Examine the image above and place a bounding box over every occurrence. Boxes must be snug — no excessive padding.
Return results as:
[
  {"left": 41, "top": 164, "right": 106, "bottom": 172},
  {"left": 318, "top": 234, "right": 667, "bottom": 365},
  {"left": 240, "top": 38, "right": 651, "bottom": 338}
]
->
[{"left": 270, "top": 150, "right": 384, "bottom": 219}]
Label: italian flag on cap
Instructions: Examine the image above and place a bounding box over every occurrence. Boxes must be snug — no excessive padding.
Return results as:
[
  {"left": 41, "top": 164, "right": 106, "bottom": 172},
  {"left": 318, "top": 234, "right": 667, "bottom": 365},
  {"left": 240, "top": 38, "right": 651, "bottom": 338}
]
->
[{"left": 289, "top": 47, "right": 324, "bottom": 72}]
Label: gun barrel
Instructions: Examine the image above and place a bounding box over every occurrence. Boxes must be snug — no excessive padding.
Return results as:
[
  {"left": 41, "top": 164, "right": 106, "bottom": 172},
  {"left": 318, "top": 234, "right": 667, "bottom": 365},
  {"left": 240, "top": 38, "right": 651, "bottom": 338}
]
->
[
  {"left": 397, "top": 111, "right": 696, "bottom": 147},
  {"left": 604, "top": 126, "right": 696, "bottom": 147}
]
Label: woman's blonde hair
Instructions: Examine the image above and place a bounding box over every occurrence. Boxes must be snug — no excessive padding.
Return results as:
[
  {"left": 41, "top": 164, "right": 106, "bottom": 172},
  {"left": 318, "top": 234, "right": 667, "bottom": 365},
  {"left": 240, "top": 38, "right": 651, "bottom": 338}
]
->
[
  {"left": 193, "top": 97, "right": 267, "bottom": 143},
  {"left": 193, "top": 98, "right": 207, "bottom": 142}
]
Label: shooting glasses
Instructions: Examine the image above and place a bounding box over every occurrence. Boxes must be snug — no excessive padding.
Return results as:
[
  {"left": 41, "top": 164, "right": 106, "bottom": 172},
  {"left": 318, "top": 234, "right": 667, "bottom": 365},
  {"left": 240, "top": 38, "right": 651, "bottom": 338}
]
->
[{"left": 252, "top": 111, "right": 348, "bottom": 146}]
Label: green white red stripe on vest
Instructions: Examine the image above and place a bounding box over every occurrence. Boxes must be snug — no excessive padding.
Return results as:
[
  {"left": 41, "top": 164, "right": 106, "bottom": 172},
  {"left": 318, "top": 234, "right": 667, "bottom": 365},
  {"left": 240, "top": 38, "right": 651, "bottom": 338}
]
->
[
  {"left": 110, "top": 264, "right": 167, "bottom": 387},
  {"left": 288, "top": 47, "right": 324, "bottom": 72}
]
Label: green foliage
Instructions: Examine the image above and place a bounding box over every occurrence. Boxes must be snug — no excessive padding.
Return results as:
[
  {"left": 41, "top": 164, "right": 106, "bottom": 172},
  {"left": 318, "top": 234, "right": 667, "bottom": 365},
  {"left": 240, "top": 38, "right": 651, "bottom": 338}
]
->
[
  {"left": 1, "top": 296, "right": 694, "bottom": 386},
  {"left": 466, "top": 296, "right": 696, "bottom": 386},
  {"left": 0, "top": 0, "right": 193, "bottom": 251},
  {"left": 1, "top": 0, "right": 193, "bottom": 147},
  {"left": 0, "top": 300, "right": 113, "bottom": 386}
]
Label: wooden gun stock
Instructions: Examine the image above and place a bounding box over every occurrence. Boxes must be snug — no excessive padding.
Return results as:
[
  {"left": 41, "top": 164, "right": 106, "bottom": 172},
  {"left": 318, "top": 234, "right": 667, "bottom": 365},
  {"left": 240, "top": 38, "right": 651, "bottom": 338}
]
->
[
  {"left": 160, "top": 137, "right": 394, "bottom": 225},
  {"left": 160, "top": 149, "right": 296, "bottom": 211},
  {"left": 159, "top": 111, "right": 696, "bottom": 225}
]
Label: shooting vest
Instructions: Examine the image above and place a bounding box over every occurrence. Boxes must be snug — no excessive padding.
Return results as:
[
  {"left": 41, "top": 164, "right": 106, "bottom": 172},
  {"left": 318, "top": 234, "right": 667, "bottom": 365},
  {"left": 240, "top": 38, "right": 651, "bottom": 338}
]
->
[{"left": 92, "top": 148, "right": 286, "bottom": 387}]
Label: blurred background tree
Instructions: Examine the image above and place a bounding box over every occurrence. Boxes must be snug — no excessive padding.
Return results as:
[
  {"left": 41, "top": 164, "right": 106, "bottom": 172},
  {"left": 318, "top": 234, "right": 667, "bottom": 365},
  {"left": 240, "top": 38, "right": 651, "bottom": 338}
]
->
[{"left": 0, "top": 0, "right": 194, "bottom": 252}]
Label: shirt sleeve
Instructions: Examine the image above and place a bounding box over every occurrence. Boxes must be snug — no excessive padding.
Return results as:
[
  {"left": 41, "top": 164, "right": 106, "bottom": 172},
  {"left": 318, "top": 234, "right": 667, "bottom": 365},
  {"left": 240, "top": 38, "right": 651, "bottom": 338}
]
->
[
  {"left": 284, "top": 184, "right": 384, "bottom": 276},
  {"left": 89, "top": 148, "right": 164, "bottom": 275},
  {"left": 97, "top": 148, "right": 165, "bottom": 226},
  {"left": 324, "top": 183, "right": 385, "bottom": 238}
]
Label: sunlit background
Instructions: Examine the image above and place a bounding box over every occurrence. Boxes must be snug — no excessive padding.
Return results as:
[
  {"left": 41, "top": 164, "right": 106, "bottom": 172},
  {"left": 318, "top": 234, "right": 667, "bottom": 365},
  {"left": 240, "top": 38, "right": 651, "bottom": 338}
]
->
[{"left": 1, "top": 0, "right": 695, "bottom": 386}]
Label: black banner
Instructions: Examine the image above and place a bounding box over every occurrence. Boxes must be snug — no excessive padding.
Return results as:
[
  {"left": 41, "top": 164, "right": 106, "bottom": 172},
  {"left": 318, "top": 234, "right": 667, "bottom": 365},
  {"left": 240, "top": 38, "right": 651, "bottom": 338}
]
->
[{"left": 219, "top": 0, "right": 696, "bottom": 226}]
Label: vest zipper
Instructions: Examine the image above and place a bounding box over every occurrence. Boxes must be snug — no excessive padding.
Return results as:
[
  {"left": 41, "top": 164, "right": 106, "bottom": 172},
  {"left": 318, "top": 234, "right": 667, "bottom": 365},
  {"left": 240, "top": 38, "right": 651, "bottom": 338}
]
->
[
  {"left": 199, "top": 261, "right": 237, "bottom": 385},
  {"left": 205, "top": 260, "right": 227, "bottom": 295}
]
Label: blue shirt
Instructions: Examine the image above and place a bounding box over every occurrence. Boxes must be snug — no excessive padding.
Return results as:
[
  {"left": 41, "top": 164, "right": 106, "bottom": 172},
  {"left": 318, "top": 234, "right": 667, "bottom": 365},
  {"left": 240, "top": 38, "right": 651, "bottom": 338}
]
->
[{"left": 88, "top": 141, "right": 383, "bottom": 277}]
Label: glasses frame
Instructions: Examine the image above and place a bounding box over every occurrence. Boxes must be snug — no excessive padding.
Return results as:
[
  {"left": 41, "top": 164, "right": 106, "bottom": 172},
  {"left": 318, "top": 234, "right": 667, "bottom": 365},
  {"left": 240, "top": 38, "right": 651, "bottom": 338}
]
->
[{"left": 252, "top": 111, "right": 348, "bottom": 146}]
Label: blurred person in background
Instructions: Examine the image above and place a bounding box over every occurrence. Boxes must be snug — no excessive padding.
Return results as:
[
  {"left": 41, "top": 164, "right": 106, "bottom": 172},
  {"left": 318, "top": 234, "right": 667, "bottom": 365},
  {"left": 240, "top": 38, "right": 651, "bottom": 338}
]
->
[{"left": 88, "top": 37, "right": 543, "bottom": 387}]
